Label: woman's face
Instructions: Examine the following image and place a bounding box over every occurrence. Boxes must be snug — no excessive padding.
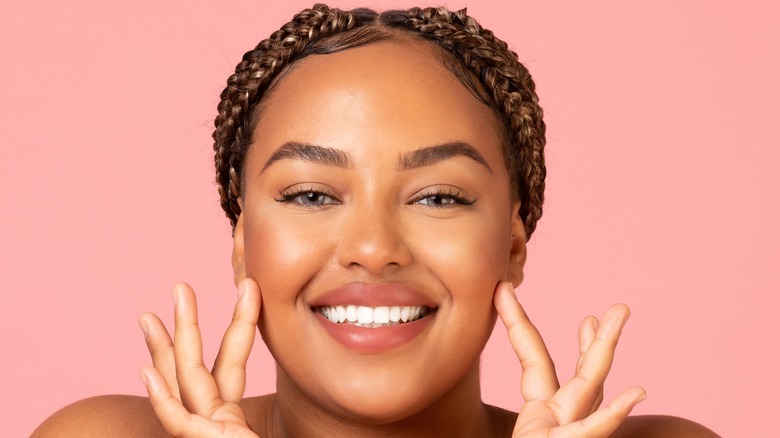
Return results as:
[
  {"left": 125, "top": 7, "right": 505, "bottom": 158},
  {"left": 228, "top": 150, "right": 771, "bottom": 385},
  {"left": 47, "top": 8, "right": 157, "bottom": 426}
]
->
[{"left": 234, "top": 39, "right": 527, "bottom": 421}]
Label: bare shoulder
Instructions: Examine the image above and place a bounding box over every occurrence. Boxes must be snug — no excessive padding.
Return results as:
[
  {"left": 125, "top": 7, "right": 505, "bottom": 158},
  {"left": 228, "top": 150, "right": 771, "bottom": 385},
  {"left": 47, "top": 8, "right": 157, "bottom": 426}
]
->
[
  {"left": 31, "top": 395, "right": 168, "bottom": 438},
  {"left": 612, "top": 415, "right": 721, "bottom": 438},
  {"left": 31, "top": 394, "right": 277, "bottom": 438}
]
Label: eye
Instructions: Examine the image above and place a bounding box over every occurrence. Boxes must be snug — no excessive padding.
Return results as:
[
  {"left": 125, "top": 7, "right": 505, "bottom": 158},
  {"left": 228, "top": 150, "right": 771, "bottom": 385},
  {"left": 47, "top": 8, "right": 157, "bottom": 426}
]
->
[
  {"left": 415, "top": 194, "right": 459, "bottom": 207},
  {"left": 412, "top": 188, "right": 475, "bottom": 208},
  {"left": 276, "top": 187, "right": 340, "bottom": 208}
]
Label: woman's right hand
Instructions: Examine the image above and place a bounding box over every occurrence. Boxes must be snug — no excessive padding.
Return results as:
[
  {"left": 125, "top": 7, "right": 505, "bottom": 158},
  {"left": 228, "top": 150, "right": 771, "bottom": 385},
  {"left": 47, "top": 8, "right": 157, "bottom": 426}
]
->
[{"left": 138, "top": 279, "right": 262, "bottom": 438}]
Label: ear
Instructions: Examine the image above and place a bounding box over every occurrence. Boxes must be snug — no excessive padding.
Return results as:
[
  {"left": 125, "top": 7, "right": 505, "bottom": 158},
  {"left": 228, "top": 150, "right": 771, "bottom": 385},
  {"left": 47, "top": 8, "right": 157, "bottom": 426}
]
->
[
  {"left": 506, "top": 200, "right": 527, "bottom": 288},
  {"left": 232, "top": 210, "right": 247, "bottom": 286}
]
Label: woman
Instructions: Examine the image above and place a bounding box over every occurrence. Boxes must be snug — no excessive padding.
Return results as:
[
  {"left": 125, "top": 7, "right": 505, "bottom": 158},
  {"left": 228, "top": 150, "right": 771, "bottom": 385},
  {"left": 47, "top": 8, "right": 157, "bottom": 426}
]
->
[{"left": 33, "top": 5, "right": 718, "bottom": 437}]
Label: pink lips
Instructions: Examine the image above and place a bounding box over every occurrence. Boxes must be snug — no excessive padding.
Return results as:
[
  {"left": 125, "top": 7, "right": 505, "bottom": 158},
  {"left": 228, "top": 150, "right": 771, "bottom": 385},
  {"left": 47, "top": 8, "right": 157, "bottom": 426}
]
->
[
  {"left": 308, "top": 282, "right": 437, "bottom": 308},
  {"left": 309, "top": 283, "right": 437, "bottom": 353}
]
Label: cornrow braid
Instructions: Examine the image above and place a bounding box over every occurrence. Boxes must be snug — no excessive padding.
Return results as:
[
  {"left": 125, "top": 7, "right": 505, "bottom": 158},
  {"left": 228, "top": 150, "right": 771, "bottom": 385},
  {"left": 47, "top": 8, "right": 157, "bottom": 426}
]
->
[
  {"left": 213, "top": 3, "right": 546, "bottom": 239},
  {"left": 379, "top": 6, "right": 546, "bottom": 238},
  {"left": 213, "top": 4, "right": 375, "bottom": 226}
]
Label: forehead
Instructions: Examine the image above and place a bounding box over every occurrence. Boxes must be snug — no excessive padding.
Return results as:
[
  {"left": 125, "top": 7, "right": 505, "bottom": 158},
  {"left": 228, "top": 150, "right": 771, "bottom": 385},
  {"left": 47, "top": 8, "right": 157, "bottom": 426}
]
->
[{"left": 251, "top": 39, "right": 504, "bottom": 165}]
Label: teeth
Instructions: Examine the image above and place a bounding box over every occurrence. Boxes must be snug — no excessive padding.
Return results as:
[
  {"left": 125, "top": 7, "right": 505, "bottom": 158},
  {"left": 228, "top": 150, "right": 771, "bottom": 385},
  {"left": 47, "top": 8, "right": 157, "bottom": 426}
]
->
[
  {"left": 389, "top": 306, "right": 401, "bottom": 323},
  {"left": 336, "top": 306, "right": 347, "bottom": 323},
  {"left": 327, "top": 306, "right": 338, "bottom": 323},
  {"left": 357, "top": 306, "right": 373, "bottom": 324},
  {"left": 373, "top": 306, "right": 390, "bottom": 323},
  {"left": 346, "top": 305, "right": 357, "bottom": 322},
  {"left": 318, "top": 305, "right": 431, "bottom": 326}
]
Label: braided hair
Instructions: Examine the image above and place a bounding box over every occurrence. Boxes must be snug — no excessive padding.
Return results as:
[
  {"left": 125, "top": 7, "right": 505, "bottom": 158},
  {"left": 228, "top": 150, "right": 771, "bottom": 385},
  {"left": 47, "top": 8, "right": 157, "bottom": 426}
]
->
[{"left": 213, "top": 4, "right": 546, "bottom": 239}]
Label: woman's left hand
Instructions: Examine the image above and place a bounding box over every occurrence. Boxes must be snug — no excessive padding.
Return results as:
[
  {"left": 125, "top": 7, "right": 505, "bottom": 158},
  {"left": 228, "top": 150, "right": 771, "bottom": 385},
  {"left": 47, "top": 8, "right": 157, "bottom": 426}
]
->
[{"left": 494, "top": 282, "right": 646, "bottom": 437}]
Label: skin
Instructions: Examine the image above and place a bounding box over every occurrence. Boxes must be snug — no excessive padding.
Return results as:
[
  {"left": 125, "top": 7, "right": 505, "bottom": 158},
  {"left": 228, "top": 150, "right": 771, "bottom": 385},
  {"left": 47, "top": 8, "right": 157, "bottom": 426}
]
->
[
  {"left": 238, "top": 38, "right": 525, "bottom": 431},
  {"left": 32, "top": 40, "right": 720, "bottom": 438}
]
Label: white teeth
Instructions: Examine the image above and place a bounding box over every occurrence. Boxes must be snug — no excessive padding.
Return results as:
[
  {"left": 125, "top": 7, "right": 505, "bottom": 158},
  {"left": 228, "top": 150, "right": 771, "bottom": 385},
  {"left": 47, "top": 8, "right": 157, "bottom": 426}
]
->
[
  {"left": 389, "top": 306, "right": 401, "bottom": 322},
  {"left": 327, "top": 306, "right": 339, "bottom": 323},
  {"left": 336, "top": 306, "right": 347, "bottom": 323},
  {"left": 373, "top": 306, "right": 390, "bottom": 323},
  {"left": 319, "top": 305, "right": 431, "bottom": 326},
  {"left": 357, "top": 306, "right": 373, "bottom": 324},
  {"left": 346, "top": 305, "right": 357, "bottom": 322},
  {"left": 400, "top": 306, "right": 410, "bottom": 322}
]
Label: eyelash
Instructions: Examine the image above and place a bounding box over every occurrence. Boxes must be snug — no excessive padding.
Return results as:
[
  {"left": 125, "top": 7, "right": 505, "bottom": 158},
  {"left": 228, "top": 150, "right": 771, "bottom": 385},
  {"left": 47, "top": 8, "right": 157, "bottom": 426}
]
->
[
  {"left": 276, "top": 186, "right": 340, "bottom": 208},
  {"left": 411, "top": 187, "right": 476, "bottom": 208},
  {"left": 275, "top": 187, "right": 475, "bottom": 209}
]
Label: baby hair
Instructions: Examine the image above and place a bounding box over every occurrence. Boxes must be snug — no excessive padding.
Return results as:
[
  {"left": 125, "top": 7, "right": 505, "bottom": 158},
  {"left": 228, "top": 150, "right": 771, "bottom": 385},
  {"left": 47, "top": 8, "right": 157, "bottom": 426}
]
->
[{"left": 213, "top": 3, "right": 546, "bottom": 239}]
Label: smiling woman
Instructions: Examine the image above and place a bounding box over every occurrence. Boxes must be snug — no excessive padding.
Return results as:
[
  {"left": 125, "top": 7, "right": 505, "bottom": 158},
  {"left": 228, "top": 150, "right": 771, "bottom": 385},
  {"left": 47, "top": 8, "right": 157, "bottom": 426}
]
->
[
  {"left": 31, "top": 4, "right": 719, "bottom": 438},
  {"left": 235, "top": 38, "right": 523, "bottom": 428}
]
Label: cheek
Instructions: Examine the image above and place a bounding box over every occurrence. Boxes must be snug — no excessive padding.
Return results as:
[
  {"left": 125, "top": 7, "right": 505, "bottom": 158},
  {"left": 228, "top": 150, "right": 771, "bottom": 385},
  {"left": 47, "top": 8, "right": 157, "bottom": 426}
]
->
[
  {"left": 243, "top": 206, "right": 328, "bottom": 306},
  {"left": 243, "top": 206, "right": 335, "bottom": 358},
  {"left": 409, "top": 210, "right": 511, "bottom": 302},
  {"left": 408, "top": 211, "right": 511, "bottom": 328},
  {"left": 406, "top": 210, "right": 511, "bottom": 366}
]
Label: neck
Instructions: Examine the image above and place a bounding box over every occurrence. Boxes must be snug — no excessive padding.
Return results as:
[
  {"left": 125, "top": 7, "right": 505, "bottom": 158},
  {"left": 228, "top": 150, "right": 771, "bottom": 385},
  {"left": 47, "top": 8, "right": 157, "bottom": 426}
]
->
[{"left": 264, "top": 361, "right": 505, "bottom": 438}]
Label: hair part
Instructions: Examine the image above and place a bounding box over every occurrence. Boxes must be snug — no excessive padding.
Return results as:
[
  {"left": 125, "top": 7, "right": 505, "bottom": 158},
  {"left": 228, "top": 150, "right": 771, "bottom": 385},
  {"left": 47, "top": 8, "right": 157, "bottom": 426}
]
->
[{"left": 213, "top": 3, "right": 546, "bottom": 239}]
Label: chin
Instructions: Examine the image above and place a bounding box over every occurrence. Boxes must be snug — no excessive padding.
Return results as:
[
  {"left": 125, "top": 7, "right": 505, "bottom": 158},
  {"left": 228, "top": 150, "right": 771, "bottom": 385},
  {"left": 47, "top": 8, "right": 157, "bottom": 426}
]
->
[
  {"left": 336, "top": 393, "right": 430, "bottom": 424},
  {"left": 274, "top": 335, "right": 486, "bottom": 426}
]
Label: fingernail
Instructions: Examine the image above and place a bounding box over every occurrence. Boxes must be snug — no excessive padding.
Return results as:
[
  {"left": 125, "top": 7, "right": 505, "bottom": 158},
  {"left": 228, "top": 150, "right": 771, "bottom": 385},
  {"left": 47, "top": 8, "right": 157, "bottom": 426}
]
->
[
  {"left": 171, "top": 287, "right": 179, "bottom": 306},
  {"left": 139, "top": 370, "right": 149, "bottom": 387},
  {"left": 635, "top": 391, "right": 647, "bottom": 404}
]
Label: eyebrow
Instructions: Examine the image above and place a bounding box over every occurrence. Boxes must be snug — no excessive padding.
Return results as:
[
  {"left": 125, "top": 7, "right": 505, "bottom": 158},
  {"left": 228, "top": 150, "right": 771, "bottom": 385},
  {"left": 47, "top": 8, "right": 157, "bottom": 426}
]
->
[
  {"left": 398, "top": 142, "right": 493, "bottom": 173},
  {"left": 261, "top": 141, "right": 493, "bottom": 173},
  {"left": 261, "top": 142, "right": 352, "bottom": 172}
]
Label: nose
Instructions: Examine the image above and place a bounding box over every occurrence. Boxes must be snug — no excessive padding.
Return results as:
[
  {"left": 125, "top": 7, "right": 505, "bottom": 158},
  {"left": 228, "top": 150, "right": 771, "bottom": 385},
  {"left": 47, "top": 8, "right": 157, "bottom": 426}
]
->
[{"left": 336, "top": 201, "right": 413, "bottom": 274}]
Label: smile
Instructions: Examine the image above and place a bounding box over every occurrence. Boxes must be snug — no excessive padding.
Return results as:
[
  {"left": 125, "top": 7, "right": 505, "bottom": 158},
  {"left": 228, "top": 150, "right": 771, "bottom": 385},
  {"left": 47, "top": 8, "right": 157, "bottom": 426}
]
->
[
  {"left": 316, "top": 305, "right": 432, "bottom": 327},
  {"left": 309, "top": 283, "right": 438, "bottom": 352}
]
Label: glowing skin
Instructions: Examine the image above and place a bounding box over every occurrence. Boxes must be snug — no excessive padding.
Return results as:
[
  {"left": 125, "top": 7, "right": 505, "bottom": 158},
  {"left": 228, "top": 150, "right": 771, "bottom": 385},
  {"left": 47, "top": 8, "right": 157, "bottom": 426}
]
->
[
  {"left": 31, "top": 17, "right": 714, "bottom": 438},
  {"left": 233, "top": 40, "right": 527, "bottom": 426}
]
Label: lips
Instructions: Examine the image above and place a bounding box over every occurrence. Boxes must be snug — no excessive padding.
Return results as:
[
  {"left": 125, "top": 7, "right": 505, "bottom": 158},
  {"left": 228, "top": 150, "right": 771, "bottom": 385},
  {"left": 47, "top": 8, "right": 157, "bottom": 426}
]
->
[
  {"left": 308, "top": 282, "right": 438, "bottom": 308},
  {"left": 309, "top": 283, "right": 438, "bottom": 352}
]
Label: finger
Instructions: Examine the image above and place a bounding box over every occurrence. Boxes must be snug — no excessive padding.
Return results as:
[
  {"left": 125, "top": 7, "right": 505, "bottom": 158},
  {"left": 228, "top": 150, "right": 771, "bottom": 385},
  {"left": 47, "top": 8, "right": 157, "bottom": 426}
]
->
[
  {"left": 212, "top": 278, "right": 261, "bottom": 403},
  {"left": 172, "top": 283, "right": 221, "bottom": 416},
  {"left": 513, "top": 400, "right": 559, "bottom": 434},
  {"left": 141, "top": 367, "right": 228, "bottom": 438},
  {"left": 574, "top": 316, "right": 598, "bottom": 376},
  {"left": 549, "top": 386, "right": 646, "bottom": 438},
  {"left": 494, "top": 282, "right": 559, "bottom": 401},
  {"left": 139, "top": 312, "right": 180, "bottom": 399},
  {"left": 551, "top": 303, "right": 630, "bottom": 423},
  {"left": 576, "top": 316, "right": 602, "bottom": 414},
  {"left": 590, "top": 388, "right": 605, "bottom": 416},
  {"left": 578, "top": 316, "right": 598, "bottom": 357}
]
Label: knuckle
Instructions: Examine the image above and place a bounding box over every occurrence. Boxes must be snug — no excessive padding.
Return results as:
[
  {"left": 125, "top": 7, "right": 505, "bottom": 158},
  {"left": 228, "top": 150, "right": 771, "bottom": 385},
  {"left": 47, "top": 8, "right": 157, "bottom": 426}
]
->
[
  {"left": 215, "top": 356, "right": 247, "bottom": 371},
  {"left": 574, "top": 368, "right": 597, "bottom": 385}
]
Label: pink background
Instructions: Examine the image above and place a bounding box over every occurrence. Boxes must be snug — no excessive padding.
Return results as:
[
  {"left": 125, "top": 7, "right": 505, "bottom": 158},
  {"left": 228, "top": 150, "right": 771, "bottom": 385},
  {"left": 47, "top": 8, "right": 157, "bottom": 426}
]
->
[{"left": 2, "top": 1, "right": 777, "bottom": 436}]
